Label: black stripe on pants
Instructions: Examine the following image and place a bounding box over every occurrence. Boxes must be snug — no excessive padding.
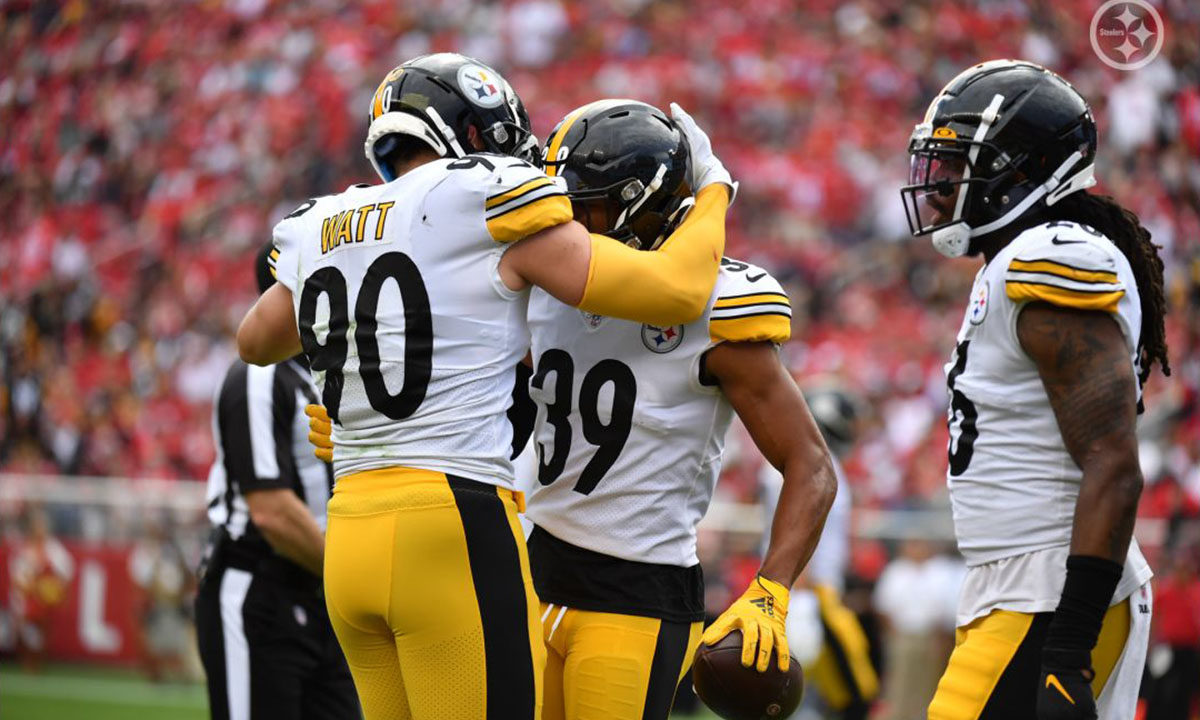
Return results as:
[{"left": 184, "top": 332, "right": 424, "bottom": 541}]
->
[
  {"left": 821, "top": 616, "right": 866, "bottom": 706},
  {"left": 195, "top": 569, "right": 230, "bottom": 720},
  {"left": 447, "top": 475, "right": 536, "bottom": 720},
  {"left": 978, "top": 613, "right": 1051, "bottom": 720},
  {"left": 642, "top": 619, "right": 692, "bottom": 720}
]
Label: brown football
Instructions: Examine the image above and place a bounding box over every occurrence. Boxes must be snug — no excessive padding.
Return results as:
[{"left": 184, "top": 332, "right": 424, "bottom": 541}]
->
[{"left": 691, "top": 631, "right": 804, "bottom": 720}]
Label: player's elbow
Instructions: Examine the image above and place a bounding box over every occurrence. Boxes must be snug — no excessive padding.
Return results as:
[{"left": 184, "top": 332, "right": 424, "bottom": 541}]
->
[
  {"left": 1088, "top": 446, "right": 1144, "bottom": 509},
  {"left": 237, "top": 316, "right": 271, "bottom": 365},
  {"left": 811, "top": 453, "right": 838, "bottom": 515},
  {"left": 1108, "top": 456, "right": 1144, "bottom": 506},
  {"left": 783, "top": 443, "right": 837, "bottom": 513},
  {"left": 647, "top": 284, "right": 710, "bottom": 326}
]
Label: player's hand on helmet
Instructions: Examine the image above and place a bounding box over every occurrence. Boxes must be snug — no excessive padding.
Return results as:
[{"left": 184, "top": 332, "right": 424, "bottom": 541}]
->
[
  {"left": 1036, "top": 649, "right": 1097, "bottom": 720},
  {"left": 305, "top": 404, "right": 333, "bottom": 463},
  {"left": 702, "top": 574, "right": 790, "bottom": 673},
  {"left": 669, "top": 102, "right": 738, "bottom": 203}
]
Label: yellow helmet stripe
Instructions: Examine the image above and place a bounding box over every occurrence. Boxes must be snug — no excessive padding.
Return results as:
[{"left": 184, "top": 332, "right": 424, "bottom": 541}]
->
[
  {"left": 372, "top": 79, "right": 387, "bottom": 120},
  {"left": 543, "top": 105, "right": 590, "bottom": 177}
]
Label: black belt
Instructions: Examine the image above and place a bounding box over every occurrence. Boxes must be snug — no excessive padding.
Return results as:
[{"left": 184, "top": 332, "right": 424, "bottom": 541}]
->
[{"left": 527, "top": 525, "right": 706, "bottom": 623}]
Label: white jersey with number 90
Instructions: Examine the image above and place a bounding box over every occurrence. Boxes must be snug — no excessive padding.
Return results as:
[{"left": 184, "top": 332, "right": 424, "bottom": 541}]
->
[{"left": 270, "top": 155, "right": 572, "bottom": 487}]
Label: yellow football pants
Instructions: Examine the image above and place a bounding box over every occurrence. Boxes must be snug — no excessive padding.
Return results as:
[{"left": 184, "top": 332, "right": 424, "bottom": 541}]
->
[
  {"left": 323, "top": 467, "right": 545, "bottom": 720},
  {"left": 539, "top": 603, "right": 703, "bottom": 720},
  {"left": 928, "top": 600, "right": 1130, "bottom": 720},
  {"left": 808, "top": 584, "right": 879, "bottom": 711}
]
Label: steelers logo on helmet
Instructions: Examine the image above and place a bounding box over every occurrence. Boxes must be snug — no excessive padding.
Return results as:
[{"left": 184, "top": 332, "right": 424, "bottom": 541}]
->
[
  {"left": 457, "top": 64, "right": 505, "bottom": 108},
  {"left": 642, "top": 324, "right": 685, "bottom": 353}
]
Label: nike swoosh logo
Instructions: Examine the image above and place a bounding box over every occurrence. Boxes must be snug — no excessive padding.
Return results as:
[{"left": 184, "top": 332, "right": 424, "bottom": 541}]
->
[
  {"left": 1050, "top": 235, "right": 1086, "bottom": 245},
  {"left": 1046, "top": 674, "right": 1076, "bottom": 705}
]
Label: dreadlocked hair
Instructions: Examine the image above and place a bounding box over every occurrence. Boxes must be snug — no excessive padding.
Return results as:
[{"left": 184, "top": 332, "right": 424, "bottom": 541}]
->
[{"left": 1046, "top": 191, "right": 1170, "bottom": 385}]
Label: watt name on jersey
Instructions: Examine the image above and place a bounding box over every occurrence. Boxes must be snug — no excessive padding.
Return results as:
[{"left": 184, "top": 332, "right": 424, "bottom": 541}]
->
[
  {"left": 946, "top": 220, "right": 1147, "bottom": 566},
  {"left": 524, "top": 257, "right": 791, "bottom": 567},
  {"left": 270, "top": 154, "right": 570, "bottom": 487}
]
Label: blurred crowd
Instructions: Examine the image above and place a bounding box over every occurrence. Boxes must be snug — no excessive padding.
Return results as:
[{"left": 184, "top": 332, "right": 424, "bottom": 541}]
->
[
  {"left": 3, "top": 0, "right": 1198, "bottom": 497},
  {"left": 2, "top": 0, "right": 1200, "bottom": 707}
]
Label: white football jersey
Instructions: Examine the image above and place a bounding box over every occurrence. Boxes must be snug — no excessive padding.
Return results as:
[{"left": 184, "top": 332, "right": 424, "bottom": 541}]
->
[
  {"left": 270, "top": 155, "right": 572, "bottom": 486},
  {"left": 524, "top": 257, "right": 792, "bottom": 567},
  {"left": 945, "top": 219, "right": 1149, "bottom": 575}
]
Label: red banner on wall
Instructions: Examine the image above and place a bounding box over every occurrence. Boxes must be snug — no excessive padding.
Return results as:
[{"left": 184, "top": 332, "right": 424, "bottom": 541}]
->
[{"left": 1, "top": 541, "right": 146, "bottom": 664}]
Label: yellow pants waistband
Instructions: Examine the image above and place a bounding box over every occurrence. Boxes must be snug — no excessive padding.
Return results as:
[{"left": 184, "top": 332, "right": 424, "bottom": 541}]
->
[{"left": 334, "top": 466, "right": 525, "bottom": 513}]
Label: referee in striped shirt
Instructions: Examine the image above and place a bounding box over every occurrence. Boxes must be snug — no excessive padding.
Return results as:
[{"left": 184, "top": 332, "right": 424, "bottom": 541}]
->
[{"left": 195, "top": 244, "right": 358, "bottom": 720}]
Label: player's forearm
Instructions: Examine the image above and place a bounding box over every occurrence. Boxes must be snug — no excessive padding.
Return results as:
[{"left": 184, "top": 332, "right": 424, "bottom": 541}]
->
[
  {"left": 251, "top": 499, "right": 326, "bottom": 576},
  {"left": 577, "top": 184, "right": 728, "bottom": 326},
  {"left": 1069, "top": 450, "right": 1143, "bottom": 563},
  {"left": 759, "top": 453, "right": 837, "bottom": 588}
]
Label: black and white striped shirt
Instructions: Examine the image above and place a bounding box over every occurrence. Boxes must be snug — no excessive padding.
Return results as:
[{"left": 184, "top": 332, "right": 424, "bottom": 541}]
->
[{"left": 205, "top": 358, "right": 332, "bottom": 557}]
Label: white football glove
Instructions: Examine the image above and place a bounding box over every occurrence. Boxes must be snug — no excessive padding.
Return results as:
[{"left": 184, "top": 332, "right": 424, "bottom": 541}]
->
[{"left": 670, "top": 102, "right": 738, "bottom": 204}]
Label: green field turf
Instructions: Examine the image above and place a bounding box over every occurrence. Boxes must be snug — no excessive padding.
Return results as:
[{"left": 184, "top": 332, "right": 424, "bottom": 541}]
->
[
  {"left": 0, "top": 663, "right": 208, "bottom": 720},
  {"left": 0, "top": 663, "right": 725, "bottom": 719}
]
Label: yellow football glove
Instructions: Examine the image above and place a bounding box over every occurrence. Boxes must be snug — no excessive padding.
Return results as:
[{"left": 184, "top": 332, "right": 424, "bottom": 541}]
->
[
  {"left": 304, "top": 404, "right": 333, "bottom": 463},
  {"left": 702, "top": 574, "right": 791, "bottom": 673}
]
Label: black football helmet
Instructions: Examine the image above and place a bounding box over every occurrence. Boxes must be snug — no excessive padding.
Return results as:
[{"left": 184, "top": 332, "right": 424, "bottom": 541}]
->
[
  {"left": 804, "top": 386, "right": 863, "bottom": 458},
  {"left": 900, "top": 60, "right": 1098, "bottom": 257},
  {"left": 542, "top": 99, "right": 691, "bottom": 250},
  {"left": 364, "top": 53, "right": 538, "bottom": 181}
]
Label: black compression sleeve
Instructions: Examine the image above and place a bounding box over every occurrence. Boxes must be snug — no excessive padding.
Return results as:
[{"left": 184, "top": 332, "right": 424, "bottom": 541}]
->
[{"left": 1042, "top": 554, "right": 1123, "bottom": 669}]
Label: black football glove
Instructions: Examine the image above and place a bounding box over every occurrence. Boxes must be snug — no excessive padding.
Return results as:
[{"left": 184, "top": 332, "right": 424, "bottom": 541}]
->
[{"left": 1036, "top": 648, "right": 1096, "bottom": 720}]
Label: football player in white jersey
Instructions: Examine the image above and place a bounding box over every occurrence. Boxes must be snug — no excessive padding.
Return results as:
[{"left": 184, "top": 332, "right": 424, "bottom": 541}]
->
[
  {"left": 525, "top": 99, "right": 837, "bottom": 720},
  {"left": 236, "top": 54, "right": 735, "bottom": 720},
  {"left": 900, "top": 60, "right": 1170, "bottom": 720}
]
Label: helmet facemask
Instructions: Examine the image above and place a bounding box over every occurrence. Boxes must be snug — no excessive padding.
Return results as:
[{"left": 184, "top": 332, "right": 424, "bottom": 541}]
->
[
  {"left": 900, "top": 126, "right": 1025, "bottom": 257},
  {"left": 566, "top": 163, "right": 692, "bottom": 250}
]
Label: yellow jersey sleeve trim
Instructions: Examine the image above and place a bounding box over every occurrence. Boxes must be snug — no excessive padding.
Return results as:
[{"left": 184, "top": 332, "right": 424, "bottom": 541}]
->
[
  {"left": 1008, "top": 259, "right": 1118, "bottom": 285},
  {"left": 485, "top": 178, "right": 556, "bottom": 209},
  {"left": 1005, "top": 281, "right": 1124, "bottom": 313},
  {"left": 485, "top": 194, "right": 573, "bottom": 244},
  {"left": 709, "top": 313, "right": 791, "bottom": 344},
  {"left": 713, "top": 292, "right": 791, "bottom": 309}
]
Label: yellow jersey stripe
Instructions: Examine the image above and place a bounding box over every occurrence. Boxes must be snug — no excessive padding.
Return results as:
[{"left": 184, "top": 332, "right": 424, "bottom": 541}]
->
[
  {"left": 486, "top": 194, "right": 573, "bottom": 244},
  {"left": 709, "top": 312, "right": 791, "bottom": 344},
  {"left": 1005, "top": 281, "right": 1124, "bottom": 313},
  {"left": 1008, "top": 259, "right": 1117, "bottom": 284},
  {"left": 543, "top": 106, "right": 589, "bottom": 177},
  {"left": 486, "top": 178, "right": 555, "bottom": 209},
  {"left": 713, "top": 293, "right": 790, "bottom": 309}
]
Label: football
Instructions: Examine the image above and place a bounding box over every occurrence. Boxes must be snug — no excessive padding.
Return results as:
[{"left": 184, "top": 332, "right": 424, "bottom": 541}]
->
[{"left": 692, "top": 631, "right": 804, "bottom": 720}]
